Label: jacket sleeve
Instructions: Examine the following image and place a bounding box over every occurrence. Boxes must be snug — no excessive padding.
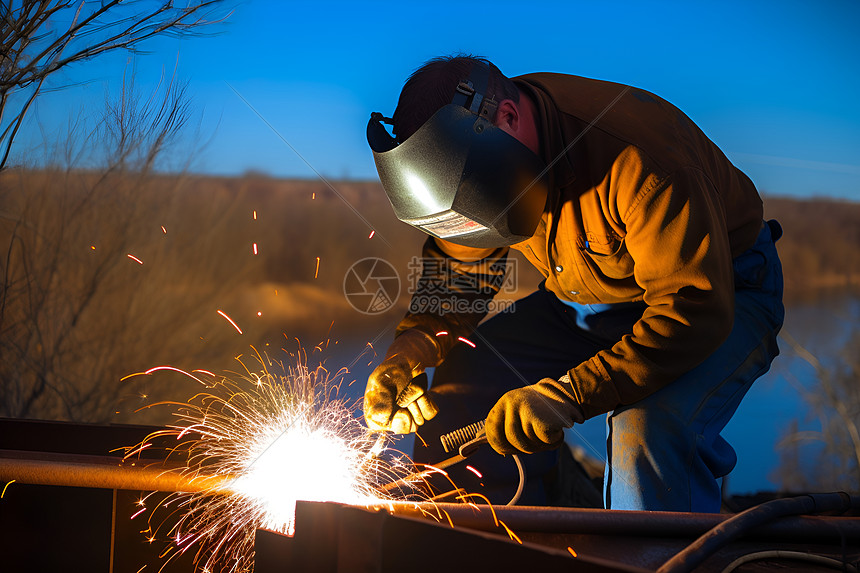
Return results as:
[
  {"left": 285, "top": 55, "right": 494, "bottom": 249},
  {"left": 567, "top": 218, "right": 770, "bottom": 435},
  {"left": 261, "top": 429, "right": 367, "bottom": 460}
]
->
[
  {"left": 567, "top": 166, "right": 737, "bottom": 419},
  {"left": 395, "top": 236, "right": 510, "bottom": 365}
]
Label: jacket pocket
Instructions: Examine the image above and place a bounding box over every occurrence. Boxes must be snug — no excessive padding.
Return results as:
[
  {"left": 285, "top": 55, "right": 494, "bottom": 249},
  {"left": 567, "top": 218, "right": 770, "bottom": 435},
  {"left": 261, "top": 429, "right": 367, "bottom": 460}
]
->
[{"left": 580, "top": 236, "right": 634, "bottom": 280}]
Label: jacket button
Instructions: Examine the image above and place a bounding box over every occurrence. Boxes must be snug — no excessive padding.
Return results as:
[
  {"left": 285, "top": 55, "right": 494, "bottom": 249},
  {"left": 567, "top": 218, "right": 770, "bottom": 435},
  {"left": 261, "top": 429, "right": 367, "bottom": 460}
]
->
[
  {"left": 569, "top": 290, "right": 579, "bottom": 295},
  {"left": 554, "top": 265, "right": 563, "bottom": 273}
]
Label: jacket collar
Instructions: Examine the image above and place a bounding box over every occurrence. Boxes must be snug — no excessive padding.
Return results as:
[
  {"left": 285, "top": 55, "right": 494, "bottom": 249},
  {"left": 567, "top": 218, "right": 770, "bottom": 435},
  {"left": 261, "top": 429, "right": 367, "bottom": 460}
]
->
[{"left": 514, "top": 77, "right": 577, "bottom": 189}]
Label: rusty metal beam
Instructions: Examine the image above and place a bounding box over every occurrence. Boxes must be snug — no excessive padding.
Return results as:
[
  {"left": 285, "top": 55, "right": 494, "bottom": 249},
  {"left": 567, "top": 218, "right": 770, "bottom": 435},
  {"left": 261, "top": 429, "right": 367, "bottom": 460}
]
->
[
  {"left": 384, "top": 501, "right": 860, "bottom": 543},
  {"left": 0, "top": 448, "right": 231, "bottom": 493},
  {"left": 4, "top": 447, "right": 857, "bottom": 548}
]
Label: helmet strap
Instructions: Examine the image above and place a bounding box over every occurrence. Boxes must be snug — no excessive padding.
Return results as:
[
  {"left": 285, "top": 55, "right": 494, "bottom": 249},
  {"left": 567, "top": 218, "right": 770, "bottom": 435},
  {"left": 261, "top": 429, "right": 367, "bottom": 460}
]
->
[{"left": 451, "top": 61, "right": 498, "bottom": 121}]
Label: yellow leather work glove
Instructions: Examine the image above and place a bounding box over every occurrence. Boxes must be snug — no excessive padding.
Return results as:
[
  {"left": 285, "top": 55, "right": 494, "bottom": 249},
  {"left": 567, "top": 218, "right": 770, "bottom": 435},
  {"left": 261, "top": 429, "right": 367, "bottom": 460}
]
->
[
  {"left": 486, "top": 375, "right": 585, "bottom": 455},
  {"left": 363, "top": 329, "right": 441, "bottom": 434}
]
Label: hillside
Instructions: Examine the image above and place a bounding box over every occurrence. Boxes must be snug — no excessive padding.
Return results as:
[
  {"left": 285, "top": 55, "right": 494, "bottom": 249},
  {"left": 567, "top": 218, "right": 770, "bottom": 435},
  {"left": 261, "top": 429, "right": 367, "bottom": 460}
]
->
[{"left": 763, "top": 196, "right": 860, "bottom": 297}]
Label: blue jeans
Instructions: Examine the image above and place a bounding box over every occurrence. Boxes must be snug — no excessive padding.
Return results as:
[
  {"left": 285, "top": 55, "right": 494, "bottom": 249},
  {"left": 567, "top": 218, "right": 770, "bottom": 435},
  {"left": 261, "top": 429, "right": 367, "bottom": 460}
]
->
[{"left": 412, "top": 221, "right": 784, "bottom": 511}]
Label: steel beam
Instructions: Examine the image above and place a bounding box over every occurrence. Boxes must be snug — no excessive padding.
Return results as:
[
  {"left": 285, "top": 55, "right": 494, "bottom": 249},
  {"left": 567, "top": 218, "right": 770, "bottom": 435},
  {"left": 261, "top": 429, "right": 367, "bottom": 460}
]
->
[{"left": 0, "top": 448, "right": 231, "bottom": 493}]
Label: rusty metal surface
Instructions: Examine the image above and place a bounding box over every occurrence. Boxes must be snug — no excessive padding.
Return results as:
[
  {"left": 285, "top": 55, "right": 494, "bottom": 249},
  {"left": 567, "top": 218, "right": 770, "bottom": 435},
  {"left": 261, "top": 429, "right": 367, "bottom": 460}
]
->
[
  {"left": 0, "top": 480, "right": 196, "bottom": 572},
  {"left": 657, "top": 493, "right": 860, "bottom": 573},
  {"left": 383, "top": 502, "right": 859, "bottom": 572},
  {"left": 3, "top": 418, "right": 858, "bottom": 573},
  {"left": 516, "top": 532, "right": 860, "bottom": 573},
  {"left": 0, "top": 417, "right": 163, "bottom": 455},
  {"left": 386, "top": 501, "right": 860, "bottom": 542},
  {"left": 255, "top": 500, "right": 647, "bottom": 573},
  {"left": 0, "top": 418, "right": 199, "bottom": 572}
]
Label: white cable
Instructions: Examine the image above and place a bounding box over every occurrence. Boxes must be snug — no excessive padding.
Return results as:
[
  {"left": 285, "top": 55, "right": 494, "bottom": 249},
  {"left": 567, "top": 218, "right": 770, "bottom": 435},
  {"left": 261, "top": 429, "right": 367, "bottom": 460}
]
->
[
  {"left": 506, "top": 454, "right": 525, "bottom": 506},
  {"left": 721, "top": 550, "right": 858, "bottom": 573}
]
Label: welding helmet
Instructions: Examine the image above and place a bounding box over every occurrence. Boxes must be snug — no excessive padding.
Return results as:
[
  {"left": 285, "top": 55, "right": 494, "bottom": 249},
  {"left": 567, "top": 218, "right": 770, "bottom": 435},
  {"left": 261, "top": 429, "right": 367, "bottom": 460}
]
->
[{"left": 367, "top": 62, "right": 549, "bottom": 248}]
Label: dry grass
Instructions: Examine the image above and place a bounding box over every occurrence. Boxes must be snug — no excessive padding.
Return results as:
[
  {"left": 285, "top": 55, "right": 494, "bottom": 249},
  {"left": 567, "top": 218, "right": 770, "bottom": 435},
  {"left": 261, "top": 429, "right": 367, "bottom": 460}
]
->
[{"left": 0, "top": 169, "right": 543, "bottom": 423}]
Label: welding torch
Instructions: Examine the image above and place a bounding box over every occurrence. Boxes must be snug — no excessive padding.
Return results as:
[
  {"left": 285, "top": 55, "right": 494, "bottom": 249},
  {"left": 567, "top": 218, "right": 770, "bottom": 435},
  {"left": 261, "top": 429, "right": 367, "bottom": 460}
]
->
[{"left": 378, "top": 418, "right": 526, "bottom": 506}]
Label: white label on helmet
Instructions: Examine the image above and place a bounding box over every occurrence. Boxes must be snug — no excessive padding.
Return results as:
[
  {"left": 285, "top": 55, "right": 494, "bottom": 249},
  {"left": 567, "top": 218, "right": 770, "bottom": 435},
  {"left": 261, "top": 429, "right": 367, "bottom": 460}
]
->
[{"left": 407, "top": 210, "right": 487, "bottom": 238}]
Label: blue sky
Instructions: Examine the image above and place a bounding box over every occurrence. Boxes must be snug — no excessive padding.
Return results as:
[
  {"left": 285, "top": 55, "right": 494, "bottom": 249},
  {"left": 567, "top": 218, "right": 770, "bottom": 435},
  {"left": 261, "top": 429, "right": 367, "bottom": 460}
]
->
[{"left": 18, "top": 0, "right": 860, "bottom": 200}]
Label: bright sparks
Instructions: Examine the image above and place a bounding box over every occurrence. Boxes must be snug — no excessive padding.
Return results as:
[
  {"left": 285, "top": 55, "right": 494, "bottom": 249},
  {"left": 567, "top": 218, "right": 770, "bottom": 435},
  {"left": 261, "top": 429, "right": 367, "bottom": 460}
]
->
[
  {"left": 465, "top": 465, "right": 483, "bottom": 479},
  {"left": 126, "top": 355, "right": 414, "bottom": 572},
  {"left": 314, "top": 256, "right": 320, "bottom": 279},
  {"left": 127, "top": 253, "right": 144, "bottom": 265},
  {"left": 1, "top": 480, "right": 15, "bottom": 498},
  {"left": 217, "top": 310, "right": 243, "bottom": 334},
  {"left": 457, "top": 336, "right": 476, "bottom": 348}
]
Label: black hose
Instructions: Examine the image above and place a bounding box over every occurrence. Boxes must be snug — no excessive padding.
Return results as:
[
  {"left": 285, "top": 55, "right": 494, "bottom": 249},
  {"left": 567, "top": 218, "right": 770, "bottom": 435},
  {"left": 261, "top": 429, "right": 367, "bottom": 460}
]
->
[{"left": 657, "top": 492, "right": 859, "bottom": 573}]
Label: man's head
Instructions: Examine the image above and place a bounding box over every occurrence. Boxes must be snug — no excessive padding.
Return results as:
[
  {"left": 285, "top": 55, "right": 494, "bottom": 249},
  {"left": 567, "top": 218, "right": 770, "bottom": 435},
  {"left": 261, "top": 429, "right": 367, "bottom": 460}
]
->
[
  {"left": 367, "top": 55, "right": 548, "bottom": 249},
  {"left": 392, "top": 55, "right": 520, "bottom": 142}
]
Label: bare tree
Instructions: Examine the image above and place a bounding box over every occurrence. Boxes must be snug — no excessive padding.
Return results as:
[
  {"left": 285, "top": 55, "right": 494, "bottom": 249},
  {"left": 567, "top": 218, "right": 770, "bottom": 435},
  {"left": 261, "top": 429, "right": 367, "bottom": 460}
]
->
[
  {"left": 0, "top": 73, "right": 255, "bottom": 423},
  {"left": 0, "top": 0, "right": 226, "bottom": 170},
  {"left": 776, "top": 329, "right": 860, "bottom": 493}
]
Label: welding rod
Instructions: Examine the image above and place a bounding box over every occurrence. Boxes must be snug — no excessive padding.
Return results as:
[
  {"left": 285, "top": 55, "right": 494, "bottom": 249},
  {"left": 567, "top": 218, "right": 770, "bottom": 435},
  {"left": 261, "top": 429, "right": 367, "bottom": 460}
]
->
[{"left": 0, "top": 449, "right": 234, "bottom": 494}]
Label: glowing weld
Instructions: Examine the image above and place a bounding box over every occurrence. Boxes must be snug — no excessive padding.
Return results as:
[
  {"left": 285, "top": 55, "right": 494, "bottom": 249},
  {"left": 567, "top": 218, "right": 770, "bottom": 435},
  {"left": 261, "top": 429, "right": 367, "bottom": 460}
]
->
[{"left": 217, "top": 310, "right": 243, "bottom": 334}]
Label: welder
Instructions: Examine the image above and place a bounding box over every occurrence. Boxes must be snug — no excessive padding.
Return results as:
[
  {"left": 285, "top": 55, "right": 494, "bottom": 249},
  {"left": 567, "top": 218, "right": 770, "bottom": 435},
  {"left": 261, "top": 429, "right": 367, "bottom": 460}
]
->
[{"left": 364, "top": 55, "right": 784, "bottom": 512}]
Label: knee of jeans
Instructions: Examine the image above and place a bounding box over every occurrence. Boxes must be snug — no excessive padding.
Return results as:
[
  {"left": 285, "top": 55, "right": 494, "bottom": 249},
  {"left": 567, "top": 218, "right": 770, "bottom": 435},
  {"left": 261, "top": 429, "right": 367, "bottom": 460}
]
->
[{"left": 610, "top": 404, "right": 690, "bottom": 472}]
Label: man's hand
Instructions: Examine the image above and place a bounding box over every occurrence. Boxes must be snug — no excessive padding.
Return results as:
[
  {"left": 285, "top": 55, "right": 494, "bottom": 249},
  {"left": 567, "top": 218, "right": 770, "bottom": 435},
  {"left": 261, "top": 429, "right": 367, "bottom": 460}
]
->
[
  {"left": 486, "top": 376, "right": 585, "bottom": 455},
  {"left": 363, "top": 330, "right": 440, "bottom": 434},
  {"left": 364, "top": 363, "right": 438, "bottom": 433}
]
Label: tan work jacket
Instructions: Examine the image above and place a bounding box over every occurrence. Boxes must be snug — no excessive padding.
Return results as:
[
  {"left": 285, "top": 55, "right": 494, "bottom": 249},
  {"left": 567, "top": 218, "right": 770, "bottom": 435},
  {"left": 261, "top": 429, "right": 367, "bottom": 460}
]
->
[{"left": 398, "top": 72, "right": 764, "bottom": 419}]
